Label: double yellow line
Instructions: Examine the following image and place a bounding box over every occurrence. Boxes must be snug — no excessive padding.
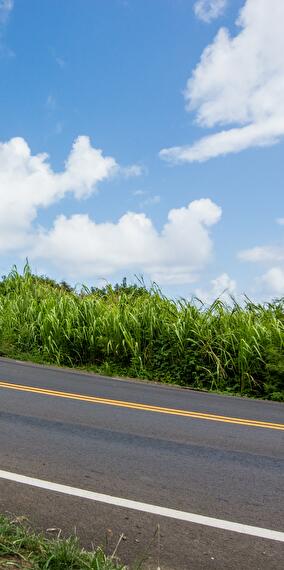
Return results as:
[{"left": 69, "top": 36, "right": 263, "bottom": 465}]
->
[{"left": 0, "top": 380, "right": 283, "bottom": 430}]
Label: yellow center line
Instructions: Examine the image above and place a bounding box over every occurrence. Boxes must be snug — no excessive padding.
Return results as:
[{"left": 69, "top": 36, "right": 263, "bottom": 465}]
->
[{"left": 0, "top": 380, "right": 283, "bottom": 430}]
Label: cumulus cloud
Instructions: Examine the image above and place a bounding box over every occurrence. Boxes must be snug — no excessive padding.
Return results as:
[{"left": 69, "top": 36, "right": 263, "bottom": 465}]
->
[
  {"left": 240, "top": 246, "right": 284, "bottom": 295},
  {"left": 0, "top": 135, "right": 221, "bottom": 284},
  {"left": 194, "top": 0, "right": 227, "bottom": 23},
  {"left": 30, "top": 199, "right": 222, "bottom": 284},
  {"left": 160, "top": 0, "right": 284, "bottom": 163},
  {"left": 0, "top": 135, "right": 139, "bottom": 252},
  {"left": 239, "top": 219, "right": 284, "bottom": 296},
  {"left": 195, "top": 272, "right": 236, "bottom": 304},
  {"left": 261, "top": 267, "right": 284, "bottom": 296}
]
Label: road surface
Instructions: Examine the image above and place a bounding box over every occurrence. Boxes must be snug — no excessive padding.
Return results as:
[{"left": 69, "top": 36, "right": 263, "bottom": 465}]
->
[{"left": 0, "top": 357, "right": 283, "bottom": 569}]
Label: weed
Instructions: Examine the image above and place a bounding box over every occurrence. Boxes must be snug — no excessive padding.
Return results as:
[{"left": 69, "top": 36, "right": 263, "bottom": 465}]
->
[{"left": 0, "top": 515, "right": 125, "bottom": 569}]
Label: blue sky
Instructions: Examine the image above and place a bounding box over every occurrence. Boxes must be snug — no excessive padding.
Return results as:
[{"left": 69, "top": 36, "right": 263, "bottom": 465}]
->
[{"left": 0, "top": 0, "right": 283, "bottom": 301}]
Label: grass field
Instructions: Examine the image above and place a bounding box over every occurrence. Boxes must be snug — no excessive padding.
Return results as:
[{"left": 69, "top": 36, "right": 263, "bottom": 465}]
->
[{"left": 0, "top": 265, "right": 283, "bottom": 401}]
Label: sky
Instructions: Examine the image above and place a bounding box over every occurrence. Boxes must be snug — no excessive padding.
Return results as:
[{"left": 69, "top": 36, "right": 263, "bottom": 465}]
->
[{"left": 0, "top": 0, "right": 284, "bottom": 302}]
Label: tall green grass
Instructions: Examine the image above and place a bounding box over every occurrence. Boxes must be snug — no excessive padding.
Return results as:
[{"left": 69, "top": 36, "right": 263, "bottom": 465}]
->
[
  {"left": 0, "top": 514, "right": 126, "bottom": 569},
  {"left": 0, "top": 265, "right": 283, "bottom": 400}
]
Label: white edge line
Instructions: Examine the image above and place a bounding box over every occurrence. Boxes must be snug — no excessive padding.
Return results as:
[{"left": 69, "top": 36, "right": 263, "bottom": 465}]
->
[{"left": 0, "top": 469, "right": 283, "bottom": 543}]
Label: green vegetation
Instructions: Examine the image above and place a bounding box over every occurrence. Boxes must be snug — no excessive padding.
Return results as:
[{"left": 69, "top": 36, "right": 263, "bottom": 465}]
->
[
  {"left": 0, "top": 514, "right": 125, "bottom": 569},
  {"left": 0, "top": 265, "right": 283, "bottom": 401}
]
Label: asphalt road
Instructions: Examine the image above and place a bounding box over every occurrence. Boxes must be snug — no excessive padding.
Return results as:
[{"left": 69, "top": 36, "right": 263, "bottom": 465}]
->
[{"left": 0, "top": 357, "right": 283, "bottom": 569}]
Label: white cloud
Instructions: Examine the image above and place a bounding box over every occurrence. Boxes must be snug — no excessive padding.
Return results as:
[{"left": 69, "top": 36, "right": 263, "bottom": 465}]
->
[
  {"left": 238, "top": 246, "right": 284, "bottom": 263},
  {"left": 160, "top": 118, "right": 284, "bottom": 163},
  {"left": 194, "top": 0, "right": 227, "bottom": 23},
  {"left": 160, "top": 0, "right": 284, "bottom": 163},
  {"left": 133, "top": 190, "right": 160, "bottom": 207},
  {"left": 55, "top": 121, "right": 63, "bottom": 135},
  {"left": 0, "top": 0, "right": 13, "bottom": 56},
  {"left": 0, "top": 135, "right": 140, "bottom": 252},
  {"left": 261, "top": 267, "right": 284, "bottom": 296},
  {"left": 30, "top": 199, "right": 222, "bottom": 284},
  {"left": 46, "top": 94, "right": 56, "bottom": 110},
  {"left": 147, "top": 195, "right": 161, "bottom": 205},
  {"left": 195, "top": 272, "right": 236, "bottom": 304},
  {"left": 140, "top": 194, "right": 161, "bottom": 207},
  {"left": 239, "top": 220, "right": 284, "bottom": 297},
  {"left": 122, "top": 164, "right": 144, "bottom": 177},
  {"left": 0, "top": 0, "right": 13, "bottom": 25},
  {"left": 55, "top": 56, "right": 65, "bottom": 68},
  {"left": 0, "top": 135, "right": 221, "bottom": 284}
]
